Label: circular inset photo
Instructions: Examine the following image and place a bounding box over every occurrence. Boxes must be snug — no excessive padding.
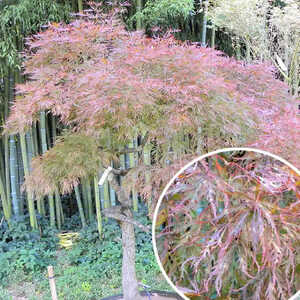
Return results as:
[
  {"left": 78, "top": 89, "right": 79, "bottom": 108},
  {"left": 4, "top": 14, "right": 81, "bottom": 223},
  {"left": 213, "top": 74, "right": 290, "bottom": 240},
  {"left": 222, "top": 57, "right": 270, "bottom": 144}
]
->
[{"left": 153, "top": 148, "right": 300, "bottom": 300}]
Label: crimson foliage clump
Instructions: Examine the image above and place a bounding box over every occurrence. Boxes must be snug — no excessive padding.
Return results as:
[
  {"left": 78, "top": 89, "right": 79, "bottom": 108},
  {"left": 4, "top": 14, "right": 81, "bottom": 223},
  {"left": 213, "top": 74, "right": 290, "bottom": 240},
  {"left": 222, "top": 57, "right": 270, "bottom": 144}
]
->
[{"left": 156, "top": 152, "right": 300, "bottom": 299}]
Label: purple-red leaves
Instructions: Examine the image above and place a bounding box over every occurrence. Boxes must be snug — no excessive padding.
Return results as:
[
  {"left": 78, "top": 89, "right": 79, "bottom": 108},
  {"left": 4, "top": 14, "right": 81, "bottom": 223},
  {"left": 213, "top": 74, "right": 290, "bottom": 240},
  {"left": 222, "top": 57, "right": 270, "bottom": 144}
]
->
[
  {"left": 155, "top": 152, "right": 299, "bottom": 299},
  {"left": 3, "top": 7, "right": 299, "bottom": 221}
]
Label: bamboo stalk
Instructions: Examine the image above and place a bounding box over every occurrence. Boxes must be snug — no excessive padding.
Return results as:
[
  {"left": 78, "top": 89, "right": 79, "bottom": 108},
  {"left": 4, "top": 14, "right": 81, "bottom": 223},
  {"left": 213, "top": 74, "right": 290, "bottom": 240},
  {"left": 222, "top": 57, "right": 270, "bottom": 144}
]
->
[
  {"left": 45, "top": 114, "right": 51, "bottom": 149},
  {"left": 74, "top": 185, "right": 86, "bottom": 227},
  {"left": 84, "top": 178, "right": 93, "bottom": 222},
  {"left": 40, "top": 111, "right": 55, "bottom": 227},
  {"left": 94, "top": 175, "right": 102, "bottom": 237},
  {"left": 47, "top": 187, "right": 55, "bottom": 226},
  {"left": 32, "top": 123, "right": 39, "bottom": 155},
  {"left": 81, "top": 180, "right": 89, "bottom": 221},
  {"left": 211, "top": 25, "right": 215, "bottom": 49},
  {"left": 100, "top": 165, "right": 110, "bottom": 212},
  {"left": 20, "top": 132, "right": 37, "bottom": 229},
  {"left": 103, "top": 180, "right": 110, "bottom": 209},
  {"left": 51, "top": 115, "right": 57, "bottom": 146},
  {"left": 246, "top": 40, "right": 251, "bottom": 63},
  {"left": 143, "top": 131, "right": 152, "bottom": 209},
  {"left": 136, "top": 0, "right": 143, "bottom": 30},
  {"left": 9, "top": 135, "right": 19, "bottom": 218},
  {"left": 4, "top": 134, "right": 10, "bottom": 214},
  {"left": 109, "top": 182, "right": 116, "bottom": 206},
  {"left": 50, "top": 115, "right": 62, "bottom": 228},
  {"left": 201, "top": 0, "right": 208, "bottom": 47},
  {"left": 0, "top": 172, "right": 10, "bottom": 221},
  {"left": 16, "top": 137, "right": 24, "bottom": 216},
  {"left": 78, "top": 0, "right": 83, "bottom": 12},
  {"left": 129, "top": 138, "right": 138, "bottom": 211},
  {"left": 0, "top": 147, "right": 10, "bottom": 221},
  {"left": 4, "top": 68, "right": 11, "bottom": 219},
  {"left": 60, "top": 199, "right": 65, "bottom": 225},
  {"left": 15, "top": 69, "right": 24, "bottom": 216},
  {"left": 54, "top": 190, "right": 61, "bottom": 229},
  {"left": 0, "top": 139, "right": 5, "bottom": 185},
  {"left": 25, "top": 132, "right": 33, "bottom": 171}
]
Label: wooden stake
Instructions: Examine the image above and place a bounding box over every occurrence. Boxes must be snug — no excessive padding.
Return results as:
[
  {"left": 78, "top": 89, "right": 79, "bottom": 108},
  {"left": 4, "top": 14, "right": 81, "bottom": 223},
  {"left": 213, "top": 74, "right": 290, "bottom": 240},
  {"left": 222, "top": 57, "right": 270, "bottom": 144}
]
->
[{"left": 47, "top": 266, "right": 58, "bottom": 300}]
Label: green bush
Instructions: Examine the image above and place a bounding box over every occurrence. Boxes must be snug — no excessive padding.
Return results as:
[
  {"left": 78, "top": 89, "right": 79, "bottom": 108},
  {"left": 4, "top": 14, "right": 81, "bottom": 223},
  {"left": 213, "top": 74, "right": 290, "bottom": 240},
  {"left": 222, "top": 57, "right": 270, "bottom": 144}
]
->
[
  {"left": 0, "top": 211, "right": 170, "bottom": 298},
  {"left": 0, "top": 219, "right": 58, "bottom": 284}
]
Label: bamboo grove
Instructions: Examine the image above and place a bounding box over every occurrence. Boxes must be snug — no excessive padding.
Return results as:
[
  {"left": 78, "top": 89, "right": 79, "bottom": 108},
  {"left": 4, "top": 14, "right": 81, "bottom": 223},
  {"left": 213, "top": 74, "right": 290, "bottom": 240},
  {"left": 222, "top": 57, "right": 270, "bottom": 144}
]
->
[{"left": 0, "top": 0, "right": 299, "bottom": 235}]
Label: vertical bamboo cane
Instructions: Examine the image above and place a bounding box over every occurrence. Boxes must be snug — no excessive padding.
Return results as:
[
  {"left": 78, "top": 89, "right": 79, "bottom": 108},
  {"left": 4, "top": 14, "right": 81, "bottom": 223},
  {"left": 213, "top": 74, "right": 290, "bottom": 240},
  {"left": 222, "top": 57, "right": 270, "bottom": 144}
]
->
[
  {"left": 81, "top": 179, "right": 89, "bottom": 221},
  {"left": 129, "top": 138, "right": 138, "bottom": 211},
  {"left": 143, "top": 132, "right": 152, "bottom": 209},
  {"left": 15, "top": 69, "right": 24, "bottom": 216},
  {"left": 16, "top": 137, "right": 24, "bottom": 216},
  {"left": 0, "top": 147, "right": 10, "bottom": 221},
  {"left": 45, "top": 115, "right": 51, "bottom": 149},
  {"left": 109, "top": 182, "right": 116, "bottom": 207},
  {"left": 136, "top": 0, "right": 143, "bottom": 30},
  {"left": 32, "top": 123, "right": 39, "bottom": 156},
  {"left": 2, "top": 72, "right": 11, "bottom": 220},
  {"left": 0, "top": 173, "right": 10, "bottom": 221},
  {"left": 93, "top": 175, "right": 102, "bottom": 237},
  {"left": 4, "top": 134, "right": 10, "bottom": 215},
  {"left": 84, "top": 178, "right": 93, "bottom": 222},
  {"left": 201, "top": 0, "right": 208, "bottom": 47},
  {"left": 78, "top": 0, "right": 83, "bottom": 12},
  {"left": 0, "top": 139, "right": 5, "bottom": 185},
  {"left": 51, "top": 115, "right": 63, "bottom": 227},
  {"left": 20, "top": 133, "right": 37, "bottom": 229},
  {"left": 246, "top": 40, "right": 251, "bottom": 63},
  {"left": 9, "top": 135, "right": 19, "bottom": 218},
  {"left": 74, "top": 185, "right": 86, "bottom": 227},
  {"left": 40, "top": 111, "right": 55, "bottom": 227},
  {"left": 60, "top": 201, "right": 65, "bottom": 225},
  {"left": 102, "top": 176, "right": 110, "bottom": 210},
  {"left": 54, "top": 189, "right": 61, "bottom": 229},
  {"left": 211, "top": 25, "right": 215, "bottom": 49}
]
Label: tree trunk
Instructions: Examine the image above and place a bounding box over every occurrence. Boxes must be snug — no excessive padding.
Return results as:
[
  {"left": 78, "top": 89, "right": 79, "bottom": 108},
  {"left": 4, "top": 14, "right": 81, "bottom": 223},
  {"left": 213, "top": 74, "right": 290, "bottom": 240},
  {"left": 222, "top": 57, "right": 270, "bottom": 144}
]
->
[{"left": 121, "top": 208, "right": 142, "bottom": 300}]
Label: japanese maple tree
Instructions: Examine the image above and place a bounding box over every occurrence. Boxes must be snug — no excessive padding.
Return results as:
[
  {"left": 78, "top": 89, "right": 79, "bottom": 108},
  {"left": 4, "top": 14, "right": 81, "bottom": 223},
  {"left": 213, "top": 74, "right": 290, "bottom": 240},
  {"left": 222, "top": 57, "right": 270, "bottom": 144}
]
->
[
  {"left": 4, "top": 5, "right": 299, "bottom": 299},
  {"left": 155, "top": 151, "right": 300, "bottom": 299}
]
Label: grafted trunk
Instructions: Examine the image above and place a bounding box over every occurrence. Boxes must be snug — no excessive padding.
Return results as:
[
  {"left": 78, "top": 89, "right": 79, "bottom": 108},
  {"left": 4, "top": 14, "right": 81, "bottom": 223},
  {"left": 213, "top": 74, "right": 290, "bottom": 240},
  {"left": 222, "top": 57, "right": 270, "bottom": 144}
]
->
[{"left": 121, "top": 208, "right": 142, "bottom": 300}]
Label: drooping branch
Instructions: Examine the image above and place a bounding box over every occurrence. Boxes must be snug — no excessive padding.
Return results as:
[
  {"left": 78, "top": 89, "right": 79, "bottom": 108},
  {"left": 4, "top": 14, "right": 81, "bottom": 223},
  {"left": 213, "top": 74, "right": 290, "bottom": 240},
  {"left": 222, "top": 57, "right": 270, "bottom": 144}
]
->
[
  {"left": 117, "top": 132, "right": 149, "bottom": 155},
  {"left": 103, "top": 207, "right": 150, "bottom": 233},
  {"left": 109, "top": 167, "right": 130, "bottom": 176},
  {"left": 104, "top": 171, "right": 128, "bottom": 204}
]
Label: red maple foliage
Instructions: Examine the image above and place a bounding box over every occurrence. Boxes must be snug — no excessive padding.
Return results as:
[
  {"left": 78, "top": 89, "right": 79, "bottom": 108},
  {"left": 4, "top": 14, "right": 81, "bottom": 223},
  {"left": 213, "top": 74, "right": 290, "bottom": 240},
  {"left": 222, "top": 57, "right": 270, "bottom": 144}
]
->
[
  {"left": 155, "top": 152, "right": 300, "bottom": 299},
  {"left": 5, "top": 10, "right": 299, "bottom": 186},
  {"left": 3, "top": 8, "right": 299, "bottom": 300}
]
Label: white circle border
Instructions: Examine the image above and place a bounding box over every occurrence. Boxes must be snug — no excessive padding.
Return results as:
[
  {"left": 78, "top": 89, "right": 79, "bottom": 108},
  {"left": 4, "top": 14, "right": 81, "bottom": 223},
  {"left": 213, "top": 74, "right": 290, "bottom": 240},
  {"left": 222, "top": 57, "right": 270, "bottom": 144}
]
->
[{"left": 151, "top": 147, "right": 300, "bottom": 300}]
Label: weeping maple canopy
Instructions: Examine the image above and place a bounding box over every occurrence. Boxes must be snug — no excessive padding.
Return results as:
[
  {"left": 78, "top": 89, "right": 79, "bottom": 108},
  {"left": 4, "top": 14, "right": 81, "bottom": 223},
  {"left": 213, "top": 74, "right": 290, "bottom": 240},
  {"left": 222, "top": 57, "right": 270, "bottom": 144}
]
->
[{"left": 4, "top": 11, "right": 299, "bottom": 195}]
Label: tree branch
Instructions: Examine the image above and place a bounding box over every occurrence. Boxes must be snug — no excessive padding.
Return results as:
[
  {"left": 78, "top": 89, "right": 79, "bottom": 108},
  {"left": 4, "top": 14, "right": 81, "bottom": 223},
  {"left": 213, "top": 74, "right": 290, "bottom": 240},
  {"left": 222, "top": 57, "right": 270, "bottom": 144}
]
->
[
  {"left": 103, "top": 207, "right": 150, "bottom": 233},
  {"left": 117, "top": 131, "right": 149, "bottom": 155}
]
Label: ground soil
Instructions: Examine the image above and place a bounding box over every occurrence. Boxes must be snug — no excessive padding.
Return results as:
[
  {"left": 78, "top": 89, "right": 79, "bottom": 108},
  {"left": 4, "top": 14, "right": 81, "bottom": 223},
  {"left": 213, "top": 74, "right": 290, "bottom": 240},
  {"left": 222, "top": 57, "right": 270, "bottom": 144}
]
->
[
  {"left": 102, "top": 290, "right": 183, "bottom": 300},
  {"left": 119, "top": 296, "right": 179, "bottom": 300}
]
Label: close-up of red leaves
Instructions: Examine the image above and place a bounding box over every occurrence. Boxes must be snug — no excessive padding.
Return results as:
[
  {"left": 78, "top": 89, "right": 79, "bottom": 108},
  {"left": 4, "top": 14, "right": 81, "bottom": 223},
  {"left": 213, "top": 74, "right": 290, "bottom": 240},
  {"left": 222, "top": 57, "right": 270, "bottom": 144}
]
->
[{"left": 155, "top": 151, "right": 300, "bottom": 300}]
